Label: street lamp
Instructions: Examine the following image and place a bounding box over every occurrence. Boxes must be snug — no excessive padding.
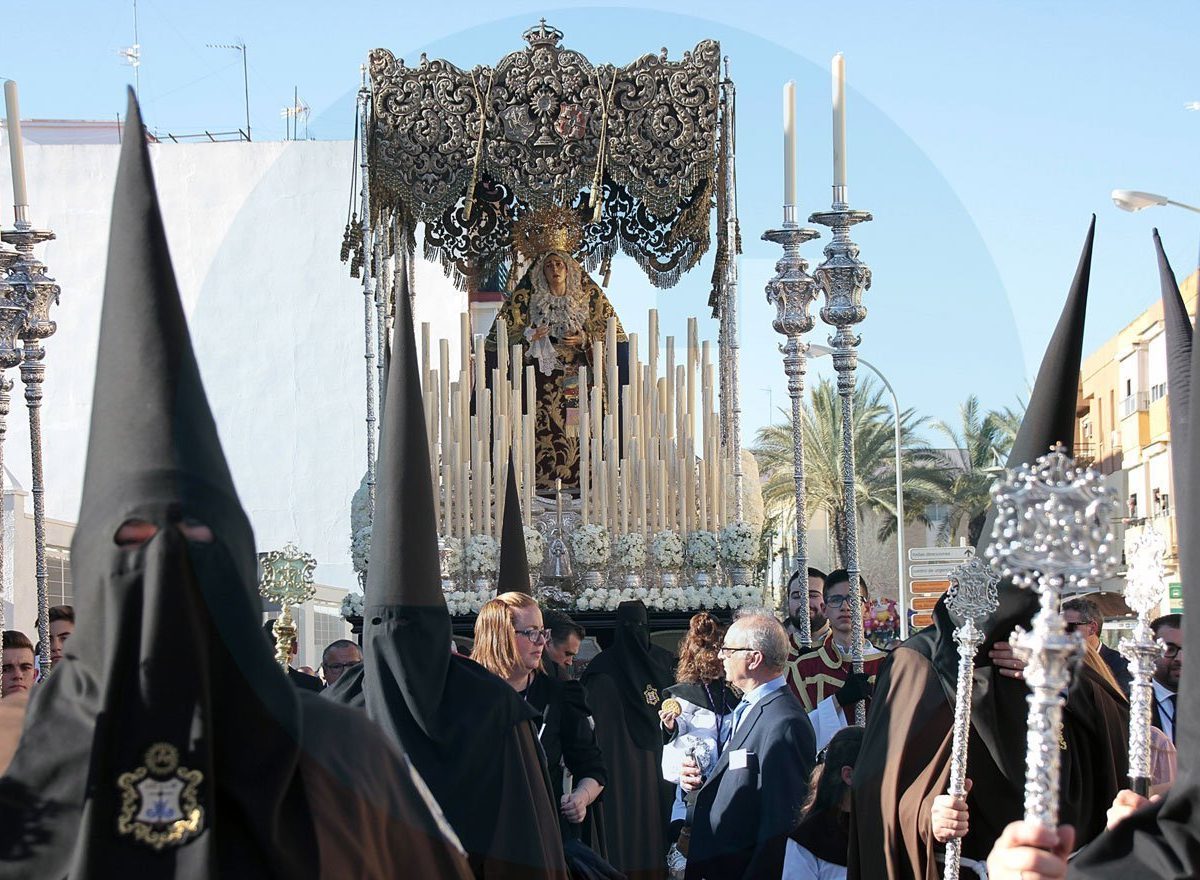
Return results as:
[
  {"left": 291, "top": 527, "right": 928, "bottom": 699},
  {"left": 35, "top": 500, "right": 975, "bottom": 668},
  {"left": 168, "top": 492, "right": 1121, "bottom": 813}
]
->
[
  {"left": 809, "top": 343, "right": 909, "bottom": 638},
  {"left": 1111, "top": 190, "right": 1200, "bottom": 215}
]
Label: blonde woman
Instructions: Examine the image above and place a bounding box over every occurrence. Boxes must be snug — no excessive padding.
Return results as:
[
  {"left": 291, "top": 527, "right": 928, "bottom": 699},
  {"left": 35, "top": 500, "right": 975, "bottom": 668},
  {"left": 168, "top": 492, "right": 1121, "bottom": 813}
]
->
[{"left": 474, "top": 592, "right": 607, "bottom": 846}]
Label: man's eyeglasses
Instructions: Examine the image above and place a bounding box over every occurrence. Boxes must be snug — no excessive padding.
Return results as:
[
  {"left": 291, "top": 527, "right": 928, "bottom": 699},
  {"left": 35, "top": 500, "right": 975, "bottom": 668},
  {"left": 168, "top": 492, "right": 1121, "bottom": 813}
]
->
[
  {"left": 717, "top": 645, "right": 757, "bottom": 658},
  {"left": 322, "top": 662, "right": 360, "bottom": 673},
  {"left": 1163, "top": 643, "right": 1184, "bottom": 659},
  {"left": 516, "top": 627, "right": 553, "bottom": 644},
  {"left": 824, "top": 594, "right": 861, "bottom": 608}
]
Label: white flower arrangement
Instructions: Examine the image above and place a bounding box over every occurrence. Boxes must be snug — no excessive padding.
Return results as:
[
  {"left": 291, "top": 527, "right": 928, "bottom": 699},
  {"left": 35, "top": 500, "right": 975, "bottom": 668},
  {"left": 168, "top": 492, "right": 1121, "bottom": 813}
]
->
[
  {"left": 443, "top": 585, "right": 496, "bottom": 616},
  {"left": 719, "top": 521, "right": 758, "bottom": 566},
  {"left": 350, "top": 524, "right": 372, "bottom": 575},
  {"left": 524, "top": 526, "right": 546, "bottom": 569},
  {"left": 442, "top": 536, "right": 464, "bottom": 578},
  {"left": 612, "top": 533, "right": 647, "bottom": 570},
  {"left": 570, "top": 524, "right": 611, "bottom": 568},
  {"left": 650, "top": 530, "right": 685, "bottom": 570},
  {"left": 340, "top": 591, "right": 365, "bottom": 620},
  {"left": 464, "top": 534, "right": 500, "bottom": 576},
  {"left": 685, "top": 530, "right": 720, "bottom": 570},
  {"left": 571, "top": 582, "right": 763, "bottom": 613}
]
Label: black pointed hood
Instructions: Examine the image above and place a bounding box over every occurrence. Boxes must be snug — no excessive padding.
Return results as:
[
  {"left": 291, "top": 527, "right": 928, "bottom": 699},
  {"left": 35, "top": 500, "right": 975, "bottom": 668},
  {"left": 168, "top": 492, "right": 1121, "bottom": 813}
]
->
[
  {"left": 906, "top": 218, "right": 1096, "bottom": 791},
  {"left": 1156, "top": 229, "right": 1192, "bottom": 489},
  {"left": 0, "top": 90, "right": 314, "bottom": 876},
  {"left": 498, "top": 453, "right": 530, "bottom": 593}
]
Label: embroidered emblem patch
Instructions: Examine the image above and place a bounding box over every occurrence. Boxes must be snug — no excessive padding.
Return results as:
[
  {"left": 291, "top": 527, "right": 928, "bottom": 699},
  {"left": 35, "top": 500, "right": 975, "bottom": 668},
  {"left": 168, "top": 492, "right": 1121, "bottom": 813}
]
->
[
  {"left": 117, "top": 743, "right": 204, "bottom": 850},
  {"left": 644, "top": 685, "right": 660, "bottom": 706}
]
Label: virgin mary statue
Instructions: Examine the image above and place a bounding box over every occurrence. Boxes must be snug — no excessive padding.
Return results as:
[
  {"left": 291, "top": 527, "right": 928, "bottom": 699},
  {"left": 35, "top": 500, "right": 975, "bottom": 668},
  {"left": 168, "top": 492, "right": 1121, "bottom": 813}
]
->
[{"left": 486, "top": 205, "right": 627, "bottom": 492}]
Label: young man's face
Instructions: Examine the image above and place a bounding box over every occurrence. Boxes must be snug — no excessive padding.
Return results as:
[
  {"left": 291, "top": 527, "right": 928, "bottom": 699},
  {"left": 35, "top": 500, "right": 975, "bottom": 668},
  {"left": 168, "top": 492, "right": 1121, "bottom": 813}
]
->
[
  {"left": 824, "top": 581, "right": 864, "bottom": 638},
  {"left": 1, "top": 647, "right": 36, "bottom": 697},
  {"left": 49, "top": 619, "right": 74, "bottom": 664},
  {"left": 545, "top": 632, "right": 582, "bottom": 667},
  {"left": 1153, "top": 624, "right": 1183, "bottom": 691},
  {"left": 786, "top": 575, "right": 827, "bottom": 631}
]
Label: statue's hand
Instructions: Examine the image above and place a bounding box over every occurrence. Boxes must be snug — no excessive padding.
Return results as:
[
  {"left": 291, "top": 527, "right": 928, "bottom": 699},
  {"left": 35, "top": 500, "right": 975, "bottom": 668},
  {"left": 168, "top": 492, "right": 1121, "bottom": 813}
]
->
[
  {"left": 562, "top": 331, "right": 585, "bottom": 348},
  {"left": 529, "top": 325, "right": 551, "bottom": 342}
]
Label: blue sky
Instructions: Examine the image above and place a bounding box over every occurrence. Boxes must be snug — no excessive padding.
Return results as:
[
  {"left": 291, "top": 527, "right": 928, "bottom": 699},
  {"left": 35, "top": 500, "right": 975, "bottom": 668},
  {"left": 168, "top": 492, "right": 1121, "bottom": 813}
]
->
[{"left": 5, "top": 0, "right": 1199, "bottom": 443}]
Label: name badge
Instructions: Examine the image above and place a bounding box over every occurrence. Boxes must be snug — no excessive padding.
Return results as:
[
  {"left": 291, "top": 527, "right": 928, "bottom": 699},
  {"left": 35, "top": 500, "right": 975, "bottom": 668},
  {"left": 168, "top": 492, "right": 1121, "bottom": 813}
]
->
[{"left": 729, "top": 749, "right": 749, "bottom": 770}]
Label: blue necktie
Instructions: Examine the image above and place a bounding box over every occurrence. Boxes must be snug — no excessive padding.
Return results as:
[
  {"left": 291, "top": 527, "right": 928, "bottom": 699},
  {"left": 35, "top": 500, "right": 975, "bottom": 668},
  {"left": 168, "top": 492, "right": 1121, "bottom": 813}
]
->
[{"left": 730, "top": 698, "right": 751, "bottom": 736}]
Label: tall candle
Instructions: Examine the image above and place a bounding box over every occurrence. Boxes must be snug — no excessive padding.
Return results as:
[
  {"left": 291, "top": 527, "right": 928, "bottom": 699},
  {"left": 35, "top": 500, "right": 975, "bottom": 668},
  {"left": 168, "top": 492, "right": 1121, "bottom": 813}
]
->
[
  {"left": 665, "top": 336, "right": 676, "bottom": 440},
  {"left": 421, "top": 322, "right": 431, "bottom": 392},
  {"left": 687, "top": 318, "right": 698, "bottom": 441},
  {"left": 4, "top": 81, "right": 29, "bottom": 213},
  {"left": 783, "top": 80, "right": 797, "bottom": 207},
  {"left": 832, "top": 53, "right": 847, "bottom": 190},
  {"left": 460, "top": 312, "right": 471, "bottom": 376},
  {"left": 579, "top": 366, "right": 590, "bottom": 525}
]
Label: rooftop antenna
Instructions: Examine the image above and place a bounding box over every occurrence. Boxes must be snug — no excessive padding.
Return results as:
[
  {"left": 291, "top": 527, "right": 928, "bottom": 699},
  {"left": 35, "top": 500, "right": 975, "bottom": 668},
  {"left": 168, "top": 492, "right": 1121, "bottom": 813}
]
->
[
  {"left": 118, "top": 0, "right": 141, "bottom": 98},
  {"left": 280, "top": 86, "right": 310, "bottom": 141},
  {"left": 206, "top": 41, "right": 251, "bottom": 141}
]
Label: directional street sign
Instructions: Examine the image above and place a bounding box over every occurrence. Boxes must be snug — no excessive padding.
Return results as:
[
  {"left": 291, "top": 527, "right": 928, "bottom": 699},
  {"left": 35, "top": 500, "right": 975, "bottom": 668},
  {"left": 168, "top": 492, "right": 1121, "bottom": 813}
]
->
[
  {"left": 910, "top": 579, "right": 951, "bottom": 595},
  {"left": 909, "top": 562, "right": 962, "bottom": 579},
  {"left": 908, "top": 546, "right": 974, "bottom": 563},
  {"left": 911, "top": 611, "right": 935, "bottom": 629},
  {"left": 911, "top": 596, "right": 940, "bottom": 612}
]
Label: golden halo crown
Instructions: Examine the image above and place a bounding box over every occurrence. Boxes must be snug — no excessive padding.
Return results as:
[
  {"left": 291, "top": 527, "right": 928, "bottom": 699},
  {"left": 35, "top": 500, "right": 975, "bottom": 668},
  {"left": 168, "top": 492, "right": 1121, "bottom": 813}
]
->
[{"left": 510, "top": 204, "right": 584, "bottom": 262}]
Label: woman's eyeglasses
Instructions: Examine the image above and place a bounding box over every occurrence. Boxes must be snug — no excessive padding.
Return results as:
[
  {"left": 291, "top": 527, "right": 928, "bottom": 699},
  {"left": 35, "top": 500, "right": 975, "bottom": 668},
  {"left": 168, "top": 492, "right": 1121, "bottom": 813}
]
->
[{"left": 516, "top": 627, "right": 553, "bottom": 644}]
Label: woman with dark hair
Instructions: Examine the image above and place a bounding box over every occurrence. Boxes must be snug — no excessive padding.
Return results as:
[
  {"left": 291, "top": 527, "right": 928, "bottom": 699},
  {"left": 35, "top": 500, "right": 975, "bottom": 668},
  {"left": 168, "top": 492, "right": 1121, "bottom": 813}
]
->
[
  {"left": 783, "top": 725, "right": 865, "bottom": 880},
  {"left": 659, "top": 612, "right": 739, "bottom": 872},
  {"left": 474, "top": 592, "right": 611, "bottom": 865}
]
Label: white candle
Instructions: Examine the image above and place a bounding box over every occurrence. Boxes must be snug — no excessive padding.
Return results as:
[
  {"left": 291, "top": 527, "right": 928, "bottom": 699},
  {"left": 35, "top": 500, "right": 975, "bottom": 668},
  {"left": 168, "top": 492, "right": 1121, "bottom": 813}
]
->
[
  {"left": 4, "top": 81, "right": 29, "bottom": 213},
  {"left": 832, "top": 53, "right": 847, "bottom": 190},
  {"left": 783, "top": 80, "right": 797, "bottom": 207}
]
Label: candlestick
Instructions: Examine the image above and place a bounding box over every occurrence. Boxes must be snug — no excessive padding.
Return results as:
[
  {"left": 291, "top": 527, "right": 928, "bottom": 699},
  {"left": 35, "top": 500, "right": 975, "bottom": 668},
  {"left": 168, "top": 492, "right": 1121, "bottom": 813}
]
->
[
  {"left": 783, "top": 80, "right": 797, "bottom": 211},
  {"left": 832, "top": 53, "right": 847, "bottom": 193},
  {"left": 4, "top": 81, "right": 29, "bottom": 221}
]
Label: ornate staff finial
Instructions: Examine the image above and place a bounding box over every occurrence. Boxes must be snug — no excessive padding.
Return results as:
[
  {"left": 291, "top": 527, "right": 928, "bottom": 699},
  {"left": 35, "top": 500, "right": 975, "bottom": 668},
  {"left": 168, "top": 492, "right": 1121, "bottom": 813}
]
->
[
  {"left": 941, "top": 555, "right": 1001, "bottom": 880},
  {"left": 1120, "top": 520, "right": 1169, "bottom": 795},
  {"left": 986, "top": 443, "right": 1119, "bottom": 828},
  {"left": 258, "top": 542, "right": 318, "bottom": 669}
]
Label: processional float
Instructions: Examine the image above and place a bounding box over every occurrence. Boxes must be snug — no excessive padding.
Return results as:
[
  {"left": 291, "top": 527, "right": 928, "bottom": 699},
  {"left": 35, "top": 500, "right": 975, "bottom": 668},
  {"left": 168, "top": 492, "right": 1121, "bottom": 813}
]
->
[
  {"left": 1, "top": 80, "right": 63, "bottom": 679},
  {"left": 342, "top": 22, "right": 768, "bottom": 616}
]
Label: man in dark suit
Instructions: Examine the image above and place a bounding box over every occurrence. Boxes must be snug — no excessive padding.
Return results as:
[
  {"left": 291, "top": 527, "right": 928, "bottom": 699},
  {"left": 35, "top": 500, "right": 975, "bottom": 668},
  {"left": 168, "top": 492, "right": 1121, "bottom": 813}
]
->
[
  {"left": 680, "top": 611, "right": 816, "bottom": 879},
  {"left": 263, "top": 618, "right": 324, "bottom": 692},
  {"left": 1063, "top": 597, "right": 1132, "bottom": 695}
]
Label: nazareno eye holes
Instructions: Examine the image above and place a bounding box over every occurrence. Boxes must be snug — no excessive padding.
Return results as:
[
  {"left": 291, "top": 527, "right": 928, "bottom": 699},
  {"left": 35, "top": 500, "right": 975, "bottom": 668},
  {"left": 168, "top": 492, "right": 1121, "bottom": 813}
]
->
[{"left": 114, "top": 519, "right": 159, "bottom": 546}]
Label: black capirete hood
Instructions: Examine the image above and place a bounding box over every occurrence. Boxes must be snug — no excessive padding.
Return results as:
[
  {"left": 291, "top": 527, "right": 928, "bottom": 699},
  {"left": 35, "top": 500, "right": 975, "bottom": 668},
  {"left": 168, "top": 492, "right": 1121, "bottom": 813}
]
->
[
  {"left": 1156, "top": 229, "right": 1192, "bottom": 491},
  {"left": 0, "top": 90, "right": 313, "bottom": 877},
  {"left": 498, "top": 453, "right": 530, "bottom": 593},
  {"left": 581, "top": 600, "right": 674, "bottom": 750},
  {"left": 908, "top": 217, "right": 1095, "bottom": 783},
  {"left": 1067, "top": 230, "right": 1200, "bottom": 878}
]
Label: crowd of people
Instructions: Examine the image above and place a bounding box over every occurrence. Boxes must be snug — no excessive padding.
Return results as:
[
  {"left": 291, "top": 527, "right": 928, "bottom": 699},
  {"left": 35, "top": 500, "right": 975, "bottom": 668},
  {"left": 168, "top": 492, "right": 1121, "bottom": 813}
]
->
[{"left": 0, "top": 94, "right": 1198, "bottom": 880}]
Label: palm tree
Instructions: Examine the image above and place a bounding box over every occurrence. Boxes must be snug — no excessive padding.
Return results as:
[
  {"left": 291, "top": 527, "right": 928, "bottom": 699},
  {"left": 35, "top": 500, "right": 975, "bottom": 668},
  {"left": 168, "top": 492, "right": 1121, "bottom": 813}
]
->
[
  {"left": 752, "top": 376, "right": 945, "bottom": 567},
  {"left": 928, "top": 395, "right": 1014, "bottom": 547}
]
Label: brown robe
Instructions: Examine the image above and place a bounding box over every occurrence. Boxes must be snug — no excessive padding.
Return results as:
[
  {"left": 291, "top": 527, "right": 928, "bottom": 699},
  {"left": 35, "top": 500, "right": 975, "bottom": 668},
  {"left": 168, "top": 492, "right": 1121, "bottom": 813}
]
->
[{"left": 848, "top": 645, "right": 1129, "bottom": 879}]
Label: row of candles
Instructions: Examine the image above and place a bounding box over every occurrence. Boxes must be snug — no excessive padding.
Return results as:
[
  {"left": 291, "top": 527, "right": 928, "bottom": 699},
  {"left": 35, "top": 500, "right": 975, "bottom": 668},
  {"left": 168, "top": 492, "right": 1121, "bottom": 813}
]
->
[
  {"left": 418, "top": 308, "right": 736, "bottom": 544},
  {"left": 782, "top": 52, "right": 849, "bottom": 206}
]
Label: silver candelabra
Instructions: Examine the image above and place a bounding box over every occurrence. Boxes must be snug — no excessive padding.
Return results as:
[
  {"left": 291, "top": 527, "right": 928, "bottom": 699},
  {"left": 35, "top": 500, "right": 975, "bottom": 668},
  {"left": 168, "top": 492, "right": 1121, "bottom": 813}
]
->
[
  {"left": 810, "top": 185, "right": 873, "bottom": 725},
  {"left": 1120, "top": 521, "right": 1169, "bottom": 796},
  {"left": 942, "top": 556, "right": 1001, "bottom": 880},
  {"left": 762, "top": 209, "right": 820, "bottom": 647},
  {"left": 987, "top": 445, "right": 1119, "bottom": 828},
  {"left": 0, "top": 220, "right": 59, "bottom": 673}
]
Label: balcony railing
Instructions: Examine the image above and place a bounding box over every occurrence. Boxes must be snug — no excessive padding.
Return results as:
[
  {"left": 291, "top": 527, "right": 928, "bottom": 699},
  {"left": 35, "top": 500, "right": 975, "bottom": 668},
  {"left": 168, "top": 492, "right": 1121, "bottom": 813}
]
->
[{"left": 1120, "top": 391, "right": 1150, "bottom": 419}]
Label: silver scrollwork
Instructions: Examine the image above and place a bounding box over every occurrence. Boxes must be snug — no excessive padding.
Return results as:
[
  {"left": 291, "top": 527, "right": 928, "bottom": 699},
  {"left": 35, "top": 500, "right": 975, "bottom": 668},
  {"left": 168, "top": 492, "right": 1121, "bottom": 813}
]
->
[
  {"left": 809, "top": 197, "right": 873, "bottom": 726},
  {"left": 942, "top": 557, "right": 1001, "bottom": 880},
  {"left": 1119, "top": 521, "right": 1169, "bottom": 794},
  {"left": 762, "top": 219, "right": 820, "bottom": 645},
  {"left": 986, "top": 444, "right": 1120, "bottom": 827}
]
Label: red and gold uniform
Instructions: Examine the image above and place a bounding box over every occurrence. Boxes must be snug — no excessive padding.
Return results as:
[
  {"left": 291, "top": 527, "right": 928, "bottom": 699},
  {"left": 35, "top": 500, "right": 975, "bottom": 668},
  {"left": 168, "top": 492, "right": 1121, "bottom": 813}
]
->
[{"left": 787, "top": 632, "right": 886, "bottom": 712}]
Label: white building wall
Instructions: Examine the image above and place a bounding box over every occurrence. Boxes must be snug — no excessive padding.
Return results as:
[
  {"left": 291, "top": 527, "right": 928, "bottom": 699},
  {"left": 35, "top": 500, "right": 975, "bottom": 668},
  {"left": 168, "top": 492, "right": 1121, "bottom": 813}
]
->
[{"left": 0, "top": 141, "right": 467, "bottom": 591}]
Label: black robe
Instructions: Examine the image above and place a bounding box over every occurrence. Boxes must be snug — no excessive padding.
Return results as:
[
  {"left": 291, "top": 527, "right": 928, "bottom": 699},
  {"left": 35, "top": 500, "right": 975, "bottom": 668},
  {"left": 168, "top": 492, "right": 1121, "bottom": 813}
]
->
[{"left": 580, "top": 602, "right": 675, "bottom": 880}]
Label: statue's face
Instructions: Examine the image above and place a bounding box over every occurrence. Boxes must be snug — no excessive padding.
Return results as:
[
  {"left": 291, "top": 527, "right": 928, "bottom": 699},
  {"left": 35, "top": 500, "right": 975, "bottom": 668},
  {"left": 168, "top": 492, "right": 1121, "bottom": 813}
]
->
[{"left": 542, "top": 254, "right": 568, "bottom": 288}]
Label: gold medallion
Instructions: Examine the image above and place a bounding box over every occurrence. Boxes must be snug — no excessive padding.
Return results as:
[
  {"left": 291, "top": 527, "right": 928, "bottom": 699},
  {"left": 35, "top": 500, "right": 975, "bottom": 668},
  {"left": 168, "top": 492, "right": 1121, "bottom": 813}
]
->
[
  {"left": 116, "top": 743, "right": 205, "bottom": 850},
  {"left": 661, "top": 698, "right": 682, "bottom": 716}
]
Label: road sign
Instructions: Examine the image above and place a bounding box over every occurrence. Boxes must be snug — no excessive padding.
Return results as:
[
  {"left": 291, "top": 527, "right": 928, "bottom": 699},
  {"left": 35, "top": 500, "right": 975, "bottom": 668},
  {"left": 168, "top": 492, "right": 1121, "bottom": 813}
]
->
[
  {"left": 911, "top": 611, "right": 935, "bottom": 629},
  {"left": 908, "top": 546, "right": 974, "bottom": 563},
  {"left": 911, "top": 596, "right": 940, "bottom": 612},
  {"left": 910, "top": 579, "right": 951, "bottom": 595},
  {"left": 909, "top": 563, "right": 962, "bottom": 579}
]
